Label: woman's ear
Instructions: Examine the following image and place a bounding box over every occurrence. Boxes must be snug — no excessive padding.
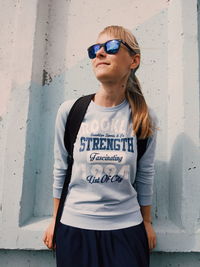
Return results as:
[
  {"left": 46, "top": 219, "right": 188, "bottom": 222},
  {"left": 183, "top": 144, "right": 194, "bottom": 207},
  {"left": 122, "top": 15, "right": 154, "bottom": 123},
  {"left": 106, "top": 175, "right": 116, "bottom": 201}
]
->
[{"left": 130, "top": 54, "right": 140, "bottom": 70}]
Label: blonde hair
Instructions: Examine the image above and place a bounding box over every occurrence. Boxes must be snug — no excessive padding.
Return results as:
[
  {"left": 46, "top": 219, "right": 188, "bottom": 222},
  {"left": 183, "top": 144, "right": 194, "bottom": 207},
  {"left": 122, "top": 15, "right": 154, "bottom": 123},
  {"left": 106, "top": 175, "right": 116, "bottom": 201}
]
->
[{"left": 98, "top": 25, "right": 155, "bottom": 139}]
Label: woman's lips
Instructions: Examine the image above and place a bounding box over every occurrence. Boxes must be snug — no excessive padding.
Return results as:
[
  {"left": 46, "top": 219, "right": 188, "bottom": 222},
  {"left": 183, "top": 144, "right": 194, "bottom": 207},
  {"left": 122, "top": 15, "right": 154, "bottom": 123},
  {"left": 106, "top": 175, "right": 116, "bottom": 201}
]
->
[{"left": 96, "top": 62, "right": 110, "bottom": 67}]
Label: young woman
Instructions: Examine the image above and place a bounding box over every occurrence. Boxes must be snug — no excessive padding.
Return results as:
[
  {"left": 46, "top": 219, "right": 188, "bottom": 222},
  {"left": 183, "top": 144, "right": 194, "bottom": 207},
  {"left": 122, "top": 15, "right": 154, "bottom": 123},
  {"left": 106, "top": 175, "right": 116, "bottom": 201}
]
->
[{"left": 43, "top": 25, "right": 158, "bottom": 267}]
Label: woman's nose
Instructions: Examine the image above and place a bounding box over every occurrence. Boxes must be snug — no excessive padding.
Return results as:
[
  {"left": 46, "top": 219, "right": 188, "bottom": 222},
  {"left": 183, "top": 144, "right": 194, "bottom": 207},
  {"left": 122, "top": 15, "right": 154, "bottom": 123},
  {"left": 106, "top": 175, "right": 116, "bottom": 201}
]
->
[{"left": 96, "top": 46, "right": 106, "bottom": 58}]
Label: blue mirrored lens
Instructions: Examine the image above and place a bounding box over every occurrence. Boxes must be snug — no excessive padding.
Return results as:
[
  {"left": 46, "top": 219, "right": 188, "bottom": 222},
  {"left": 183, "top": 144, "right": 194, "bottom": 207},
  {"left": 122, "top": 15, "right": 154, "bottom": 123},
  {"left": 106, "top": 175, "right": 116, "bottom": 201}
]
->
[
  {"left": 88, "top": 40, "right": 121, "bottom": 59},
  {"left": 88, "top": 44, "right": 101, "bottom": 59},
  {"left": 106, "top": 40, "right": 120, "bottom": 54}
]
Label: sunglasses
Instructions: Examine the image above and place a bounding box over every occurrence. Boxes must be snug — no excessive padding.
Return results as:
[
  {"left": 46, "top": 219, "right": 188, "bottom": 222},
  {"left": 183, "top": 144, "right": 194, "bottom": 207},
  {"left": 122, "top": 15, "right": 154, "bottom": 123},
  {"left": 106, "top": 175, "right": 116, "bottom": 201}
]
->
[{"left": 87, "top": 39, "right": 136, "bottom": 59}]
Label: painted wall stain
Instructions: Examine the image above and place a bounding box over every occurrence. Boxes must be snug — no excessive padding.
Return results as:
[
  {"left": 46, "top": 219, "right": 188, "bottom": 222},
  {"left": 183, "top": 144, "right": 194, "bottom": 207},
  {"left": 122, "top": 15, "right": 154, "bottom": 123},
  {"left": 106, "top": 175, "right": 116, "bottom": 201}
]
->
[{"left": 42, "top": 69, "right": 52, "bottom": 86}]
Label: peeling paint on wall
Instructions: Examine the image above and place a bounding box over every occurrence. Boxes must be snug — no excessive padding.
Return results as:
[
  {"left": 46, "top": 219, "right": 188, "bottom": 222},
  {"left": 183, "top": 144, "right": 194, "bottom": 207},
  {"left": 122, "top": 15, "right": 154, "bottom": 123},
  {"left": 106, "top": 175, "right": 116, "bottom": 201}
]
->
[{"left": 42, "top": 69, "right": 52, "bottom": 85}]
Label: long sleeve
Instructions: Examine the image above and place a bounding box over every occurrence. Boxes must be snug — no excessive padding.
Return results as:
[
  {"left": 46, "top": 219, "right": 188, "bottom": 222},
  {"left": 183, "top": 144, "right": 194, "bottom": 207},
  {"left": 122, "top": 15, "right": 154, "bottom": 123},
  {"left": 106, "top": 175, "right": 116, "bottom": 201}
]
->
[
  {"left": 52, "top": 100, "right": 75, "bottom": 198},
  {"left": 134, "top": 109, "right": 158, "bottom": 206}
]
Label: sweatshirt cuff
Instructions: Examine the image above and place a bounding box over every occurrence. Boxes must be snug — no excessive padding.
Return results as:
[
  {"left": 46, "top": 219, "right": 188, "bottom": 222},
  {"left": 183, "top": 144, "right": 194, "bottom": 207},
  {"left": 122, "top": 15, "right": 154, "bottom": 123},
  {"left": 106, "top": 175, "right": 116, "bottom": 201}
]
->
[
  {"left": 53, "top": 188, "right": 62, "bottom": 199},
  {"left": 137, "top": 194, "right": 153, "bottom": 206}
]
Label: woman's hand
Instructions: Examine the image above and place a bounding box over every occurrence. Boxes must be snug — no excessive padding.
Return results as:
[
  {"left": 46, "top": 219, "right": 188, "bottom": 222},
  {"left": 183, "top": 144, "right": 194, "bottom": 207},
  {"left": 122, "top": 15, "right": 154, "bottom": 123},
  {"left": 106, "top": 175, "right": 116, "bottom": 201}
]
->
[
  {"left": 143, "top": 221, "right": 156, "bottom": 251},
  {"left": 42, "top": 218, "right": 56, "bottom": 250}
]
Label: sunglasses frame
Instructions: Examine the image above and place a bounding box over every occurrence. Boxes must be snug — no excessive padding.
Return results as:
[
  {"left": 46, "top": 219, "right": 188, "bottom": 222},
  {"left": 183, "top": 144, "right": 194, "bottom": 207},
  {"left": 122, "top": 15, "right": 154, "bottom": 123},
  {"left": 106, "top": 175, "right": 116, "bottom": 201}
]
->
[{"left": 87, "top": 39, "right": 136, "bottom": 59}]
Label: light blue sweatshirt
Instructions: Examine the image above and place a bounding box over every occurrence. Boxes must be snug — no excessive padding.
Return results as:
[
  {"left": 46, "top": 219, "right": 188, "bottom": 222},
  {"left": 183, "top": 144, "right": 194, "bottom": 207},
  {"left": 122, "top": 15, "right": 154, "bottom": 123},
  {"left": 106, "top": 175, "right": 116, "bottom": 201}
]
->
[{"left": 53, "top": 97, "right": 158, "bottom": 230}]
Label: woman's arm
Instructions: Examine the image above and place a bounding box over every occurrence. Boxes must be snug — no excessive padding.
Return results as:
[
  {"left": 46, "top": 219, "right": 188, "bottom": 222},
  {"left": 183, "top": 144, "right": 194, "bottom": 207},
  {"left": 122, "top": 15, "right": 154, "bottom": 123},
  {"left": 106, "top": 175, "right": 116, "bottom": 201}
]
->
[
  {"left": 136, "top": 129, "right": 157, "bottom": 251},
  {"left": 140, "top": 205, "right": 156, "bottom": 250},
  {"left": 43, "top": 101, "right": 74, "bottom": 249},
  {"left": 135, "top": 109, "right": 158, "bottom": 250},
  {"left": 134, "top": 109, "right": 158, "bottom": 207},
  {"left": 42, "top": 198, "right": 60, "bottom": 249},
  {"left": 52, "top": 197, "right": 60, "bottom": 219},
  {"left": 140, "top": 205, "right": 152, "bottom": 223}
]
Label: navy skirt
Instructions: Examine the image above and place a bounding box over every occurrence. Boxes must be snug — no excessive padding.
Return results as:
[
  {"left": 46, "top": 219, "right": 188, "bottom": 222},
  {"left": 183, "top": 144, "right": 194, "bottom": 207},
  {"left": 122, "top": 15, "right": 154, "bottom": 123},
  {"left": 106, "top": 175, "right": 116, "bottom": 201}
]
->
[{"left": 55, "top": 221, "right": 150, "bottom": 267}]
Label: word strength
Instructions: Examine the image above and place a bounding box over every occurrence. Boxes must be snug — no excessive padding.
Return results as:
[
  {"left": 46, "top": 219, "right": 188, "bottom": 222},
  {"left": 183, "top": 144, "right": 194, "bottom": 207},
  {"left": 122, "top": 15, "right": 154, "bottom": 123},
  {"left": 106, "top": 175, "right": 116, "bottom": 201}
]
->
[{"left": 79, "top": 137, "right": 134, "bottom": 153}]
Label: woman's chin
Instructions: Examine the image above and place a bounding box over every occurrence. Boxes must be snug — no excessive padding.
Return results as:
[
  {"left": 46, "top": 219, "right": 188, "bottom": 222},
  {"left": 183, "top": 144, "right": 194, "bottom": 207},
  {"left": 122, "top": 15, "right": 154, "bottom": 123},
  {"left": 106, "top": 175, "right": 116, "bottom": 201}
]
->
[{"left": 95, "top": 72, "right": 115, "bottom": 83}]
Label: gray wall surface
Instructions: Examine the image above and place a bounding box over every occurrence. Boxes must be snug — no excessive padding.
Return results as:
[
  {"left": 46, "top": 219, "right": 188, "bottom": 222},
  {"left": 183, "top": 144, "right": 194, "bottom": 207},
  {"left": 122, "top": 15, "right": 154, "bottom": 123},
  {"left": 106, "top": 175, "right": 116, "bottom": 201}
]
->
[
  {"left": 1, "top": 251, "right": 200, "bottom": 267},
  {"left": 0, "top": 0, "right": 200, "bottom": 266}
]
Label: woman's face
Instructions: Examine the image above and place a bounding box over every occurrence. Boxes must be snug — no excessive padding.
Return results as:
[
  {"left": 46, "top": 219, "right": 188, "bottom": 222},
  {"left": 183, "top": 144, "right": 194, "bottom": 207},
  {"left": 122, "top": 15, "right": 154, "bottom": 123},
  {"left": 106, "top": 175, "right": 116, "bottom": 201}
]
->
[{"left": 91, "top": 33, "right": 139, "bottom": 85}]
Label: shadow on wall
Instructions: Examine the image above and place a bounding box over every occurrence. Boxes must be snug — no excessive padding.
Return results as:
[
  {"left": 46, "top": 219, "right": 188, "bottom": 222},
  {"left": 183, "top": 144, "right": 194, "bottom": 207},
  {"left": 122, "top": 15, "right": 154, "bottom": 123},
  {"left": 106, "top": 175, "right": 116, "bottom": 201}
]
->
[
  {"left": 152, "top": 132, "right": 200, "bottom": 233},
  {"left": 168, "top": 133, "right": 200, "bottom": 232}
]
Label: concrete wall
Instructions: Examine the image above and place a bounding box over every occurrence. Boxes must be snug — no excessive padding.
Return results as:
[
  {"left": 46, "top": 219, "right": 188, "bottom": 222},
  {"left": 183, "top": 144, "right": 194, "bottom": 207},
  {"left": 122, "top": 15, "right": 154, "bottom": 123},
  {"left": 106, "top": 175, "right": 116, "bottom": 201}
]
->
[{"left": 0, "top": 0, "right": 200, "bottom": 266}]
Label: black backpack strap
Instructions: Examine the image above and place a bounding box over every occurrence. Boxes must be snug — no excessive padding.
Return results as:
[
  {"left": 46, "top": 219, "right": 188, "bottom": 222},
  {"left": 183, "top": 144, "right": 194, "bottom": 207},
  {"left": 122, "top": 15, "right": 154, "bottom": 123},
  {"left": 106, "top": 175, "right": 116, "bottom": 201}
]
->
[
  {"left": 136, "top": 127, "right": 148, "bottom": 162},
  {"left": 64, "top": 94, "right": 95, "bottom": 154},
  {"left": 132, "top": 127, "right": 148, "bottom": 191},
  {"left": 52, "top": 93, "right": 95, "bottom": 249}
]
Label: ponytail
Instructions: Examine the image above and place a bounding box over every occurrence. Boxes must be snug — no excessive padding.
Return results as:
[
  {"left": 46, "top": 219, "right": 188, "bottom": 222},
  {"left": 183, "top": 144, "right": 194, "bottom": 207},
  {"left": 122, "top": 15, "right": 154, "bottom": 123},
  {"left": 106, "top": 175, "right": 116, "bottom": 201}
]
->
[{"left": 126, "top": 69, "right": 154, "bottom": 139}]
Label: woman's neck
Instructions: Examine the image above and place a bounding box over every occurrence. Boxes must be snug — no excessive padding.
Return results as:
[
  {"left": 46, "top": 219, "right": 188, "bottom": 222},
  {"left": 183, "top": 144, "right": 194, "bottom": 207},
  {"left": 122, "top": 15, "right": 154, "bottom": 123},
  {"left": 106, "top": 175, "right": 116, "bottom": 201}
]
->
[{"left": 94, "top": 82, "right": 127, "bottom": 107}]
